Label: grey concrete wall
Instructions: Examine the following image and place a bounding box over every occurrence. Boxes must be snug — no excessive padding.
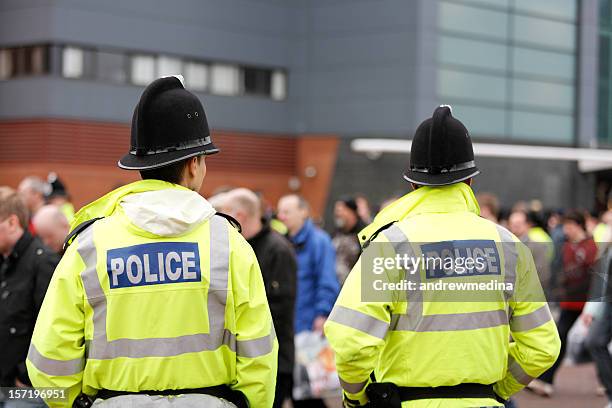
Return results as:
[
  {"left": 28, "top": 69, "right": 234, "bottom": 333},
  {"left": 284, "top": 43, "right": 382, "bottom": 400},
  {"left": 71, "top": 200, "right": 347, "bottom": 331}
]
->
[{"left": 0, "top": 0, "right": 294, "bottom": 132}]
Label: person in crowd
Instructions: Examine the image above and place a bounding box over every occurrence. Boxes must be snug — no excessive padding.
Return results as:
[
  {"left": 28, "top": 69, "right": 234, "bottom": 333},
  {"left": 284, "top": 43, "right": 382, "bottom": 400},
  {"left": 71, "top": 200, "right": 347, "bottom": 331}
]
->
[
  {"left": 476, "top": 192, "right": 500, "bottom": 223},
  {"left": 0, "top": 187, "right": 58, "bottom": 406},
  {"left": 332, "top": 197, "right": 366, "bottom": 285},
  {"left": 529, "top": 210, "right": 598, "bottom": 397},
  {"left": 222, "top": 188, "right": 297, "bottom": 408},
  {"left": 354, "top": 194, "right": 372, "bottom": 224},
  {"left": 31, "top": 205, "right": 70, "bottom": 255},
  {"left": 582, "top": 226, "right": 612, "bottom": 408},
  {"left": 547, "top": 209, "right": 566, "bottom": 301},
  {"left": 509, "top": 210, "right": 552, "bottom": 295},
  {"left": 277, "top": 194, "right": 339, "bottom": 408},
  {"left": 17, "top": 177, "right": 48, "bottom": 234},
  {"left": 45, "top": 173, "right": 75, "bottom": 224}
]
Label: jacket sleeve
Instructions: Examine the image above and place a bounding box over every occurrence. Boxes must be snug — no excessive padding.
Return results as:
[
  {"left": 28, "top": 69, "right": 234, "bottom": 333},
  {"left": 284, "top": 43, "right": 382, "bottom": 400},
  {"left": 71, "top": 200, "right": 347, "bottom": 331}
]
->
[
  {"left": 494, "top": 243, "right": 561, "bottom": 399},
  {"left": 324, "top": 239, "right": 397, "bottom": 405},
  {"left": 229, "top": 231, "right": 278, "bottom": 408},
  {"left": 26, "top": 243, "right": 86, "bottom": 408},
  {"left": 314, "top": 233, "right": 340, "bottom": 319}
]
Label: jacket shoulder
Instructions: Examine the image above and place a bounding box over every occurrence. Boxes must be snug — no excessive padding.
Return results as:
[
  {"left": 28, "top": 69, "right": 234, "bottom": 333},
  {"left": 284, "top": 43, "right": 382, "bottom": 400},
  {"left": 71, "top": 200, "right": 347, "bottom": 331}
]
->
[{"left": 63, "top": 217, "right": 104, "bottom": 251}]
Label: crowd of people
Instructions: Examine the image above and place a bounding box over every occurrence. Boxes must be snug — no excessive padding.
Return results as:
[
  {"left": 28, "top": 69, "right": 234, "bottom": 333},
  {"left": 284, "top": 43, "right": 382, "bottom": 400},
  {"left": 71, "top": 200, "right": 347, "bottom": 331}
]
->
[{"left": 1, "top": 167, "right": 611, "bottom": 407}]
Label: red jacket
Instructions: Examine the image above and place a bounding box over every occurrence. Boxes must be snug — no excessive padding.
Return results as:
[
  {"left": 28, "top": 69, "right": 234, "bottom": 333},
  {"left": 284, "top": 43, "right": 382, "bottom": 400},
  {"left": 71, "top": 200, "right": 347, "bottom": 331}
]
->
[{"left": 559, "top": 237, "right": 597, "bottom": 311}]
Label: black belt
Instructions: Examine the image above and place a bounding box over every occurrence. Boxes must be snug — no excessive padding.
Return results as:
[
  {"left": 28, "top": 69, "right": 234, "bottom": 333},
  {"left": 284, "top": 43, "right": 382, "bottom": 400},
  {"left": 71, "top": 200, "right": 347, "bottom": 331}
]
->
[
  {"left": 398, "top": 383, "right": 501, "bottom": 401},
  {"left": 365, "top": 382, "right": 505, "bottom": 407},
  {"left": 95, "top": 385, "right": 247, "bottom": 408}
]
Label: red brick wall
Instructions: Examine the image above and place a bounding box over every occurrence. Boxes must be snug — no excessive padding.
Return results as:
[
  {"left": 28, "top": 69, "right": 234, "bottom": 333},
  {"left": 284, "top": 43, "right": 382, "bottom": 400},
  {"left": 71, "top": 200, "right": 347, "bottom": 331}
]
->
[{"left": 0, "top": 119, "right": 338, "bottom": 217}]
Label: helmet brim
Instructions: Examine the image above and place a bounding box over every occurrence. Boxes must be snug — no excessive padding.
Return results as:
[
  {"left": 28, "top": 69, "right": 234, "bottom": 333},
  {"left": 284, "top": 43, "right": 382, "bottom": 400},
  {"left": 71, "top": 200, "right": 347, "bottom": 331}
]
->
[
  {"left": 403, "top": 167, "right": 480, "bottom": 186},
  {"left": 118, "top": 142, "right": 219, "bottom": 171}
]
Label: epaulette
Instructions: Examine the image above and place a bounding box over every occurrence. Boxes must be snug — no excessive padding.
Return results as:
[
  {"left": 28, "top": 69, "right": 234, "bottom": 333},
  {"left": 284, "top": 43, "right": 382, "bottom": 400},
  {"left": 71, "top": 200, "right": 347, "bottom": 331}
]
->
[
  {"left": 63, "top": 217, "right": 104, "bottom": 251},
  {"left": 215, "top": 212, "right": 242, "bottom": 233},
  {"left": 361, "top": 221, "right": 397, "bottom": 251}
]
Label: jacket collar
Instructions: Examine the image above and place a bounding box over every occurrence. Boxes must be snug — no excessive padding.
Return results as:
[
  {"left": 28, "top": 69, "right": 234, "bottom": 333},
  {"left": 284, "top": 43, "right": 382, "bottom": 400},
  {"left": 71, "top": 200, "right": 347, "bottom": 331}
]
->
[
  {"left": 359, "top": 183, "right": 480, "bottom": 244},
  {"left": 5, "top": 230, "right": 33, "bottom": 263}
]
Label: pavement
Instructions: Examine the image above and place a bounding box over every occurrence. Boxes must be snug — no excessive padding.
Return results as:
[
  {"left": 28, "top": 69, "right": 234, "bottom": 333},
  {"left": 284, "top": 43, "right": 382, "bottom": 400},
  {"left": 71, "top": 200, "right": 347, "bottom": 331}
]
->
[
  {"left": 316, "top": 363, "right": 608, "bottom": 408},
  {"left": 513, "top": 363, "right": 608, "bottom": 408}
]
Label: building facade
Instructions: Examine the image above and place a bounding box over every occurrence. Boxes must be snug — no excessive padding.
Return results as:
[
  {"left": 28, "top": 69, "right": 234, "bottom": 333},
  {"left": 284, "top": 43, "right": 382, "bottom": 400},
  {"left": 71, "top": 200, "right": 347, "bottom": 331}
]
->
[{"left": 0, "top": 0, "right": 609, "bottom": 221}]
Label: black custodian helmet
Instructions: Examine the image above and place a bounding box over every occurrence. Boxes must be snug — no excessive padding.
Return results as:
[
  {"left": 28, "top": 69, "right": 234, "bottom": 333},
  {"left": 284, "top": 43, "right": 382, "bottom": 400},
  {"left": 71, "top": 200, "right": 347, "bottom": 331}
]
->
[
  {"left": 404, "top": 105, "right": 480, "bottom": 186},
  {"left": 118, "top": 75, "right": 219, "bottom": 171}
]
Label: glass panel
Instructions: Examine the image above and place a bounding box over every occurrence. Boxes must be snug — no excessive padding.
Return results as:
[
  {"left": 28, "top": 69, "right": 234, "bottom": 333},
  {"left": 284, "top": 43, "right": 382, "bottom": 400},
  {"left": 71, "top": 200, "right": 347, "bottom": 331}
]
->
[
  {"left": 131, "top": 54, "right": 155, "bottom": 85},
  {"left": 438, "top": 68, "right": 507, "bottom": 103},
  {"left": 513, "top": 47, "right": 574, "bottom": 80},
  {"left": 511, "top": 111, "right": 574, "bottom": 143},
  {"left": 243, "top": 67, "right": 271, "bottom": 96},
  {"left": 0, "top": 49, "right": 12, "bottom": 79},
  {"left": 184, "top": 62, "right": 208, "bottom": 91},
  {"left": 271, "top": 70, "right": 287, "bottom": 101},
  {"left": 600, "top": 0, "right": 611, "bottom": 27},
  {"left": 448, "top": 104, "right": 506, "bottom": 137},
  {"left": 96, "top": 51, "right": 127, "bottom": 83},
  {"left": 439, "top": 1, "right": 508, "bottom": 40},
  {"left": 512, "top": 79, "right": 574, "bottom": 111},
  {"left": 438, "top": 36, "right": 507, "bottom": 71},
  {"left": 157, "top": 56, "right": 182, "bottom": 77},
  {"left": 513, "top": 15, "right": 576, "bottom": 50},
  {"left": 452, "top": 0, "right": 510, "bottom": 10},
  {"left": 30, "top": 46, "right": 47, "bottom": 75},
  {"left": 598, "top": 85, "right": 610, "bottom": 142},
  {"left": 513, "top": 0, "right": 576, "bottom": 20},
  {"left": 210, "top": 64, "right": 240, "bottom": 95},
  {"left": 600, "top": 35, "right": 610, "bottom": 81},
  {"left": 62, "top": 46, "right": 84, "bottom": 78}
]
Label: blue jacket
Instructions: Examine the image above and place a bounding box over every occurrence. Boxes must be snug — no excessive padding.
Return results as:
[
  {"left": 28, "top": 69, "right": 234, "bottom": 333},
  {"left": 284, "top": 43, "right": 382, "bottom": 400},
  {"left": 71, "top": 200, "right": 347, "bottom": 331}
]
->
[{"left": 290, "top": 219, "right": 339, "bottom": 333}]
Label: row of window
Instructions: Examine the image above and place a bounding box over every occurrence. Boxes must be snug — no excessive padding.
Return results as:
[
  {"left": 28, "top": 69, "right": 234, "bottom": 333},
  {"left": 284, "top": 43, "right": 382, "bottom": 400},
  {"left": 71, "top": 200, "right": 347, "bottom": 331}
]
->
[
  {"left": 437, "top": 0, "right": 577, "bottom": 143},
  {"left": 440, "top": 1, "right": 577, "bottom": 52},
  {"left": 599, "top": 0, "right": 612, "bottom": 144},
  {"left": 0, "top": 44, "right": 287, "bottom": 101}
]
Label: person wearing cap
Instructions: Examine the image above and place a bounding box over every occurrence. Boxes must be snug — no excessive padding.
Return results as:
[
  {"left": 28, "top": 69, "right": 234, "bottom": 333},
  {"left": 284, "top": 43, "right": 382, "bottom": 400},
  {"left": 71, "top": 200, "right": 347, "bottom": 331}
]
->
[
  {"left": 26, "top": 76, "right": 278, "bottom": 408},
  {"left": 45, "top": 173, "right": 75, "bottom": 224},
  {"left": 324, "top": 106, "right": 560, "bottom": 407}
]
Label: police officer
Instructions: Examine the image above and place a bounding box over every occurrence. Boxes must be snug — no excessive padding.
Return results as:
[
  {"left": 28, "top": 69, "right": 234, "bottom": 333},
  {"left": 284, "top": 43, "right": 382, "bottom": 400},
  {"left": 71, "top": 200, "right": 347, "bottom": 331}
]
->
[
  {"left": 324, "top": 106, "right": 561, "bottom": 407},
  {"left": 26, "top": 76, "right": 278, "bottom": 408}
]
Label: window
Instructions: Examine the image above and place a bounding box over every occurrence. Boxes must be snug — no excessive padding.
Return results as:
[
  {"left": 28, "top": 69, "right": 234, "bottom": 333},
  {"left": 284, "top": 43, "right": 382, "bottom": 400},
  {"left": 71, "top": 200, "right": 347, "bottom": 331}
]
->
[
  {"left": 448, "top": 104, "right": 506, "bottom": 137},
  {"left": 438, "top": 36, "right": 507, "bottom": 71},
  {"left": 513, "top": 15, "right": 576, "bottom": 50},
  {"left": 96, "top": 51, "right": 127, "bottom": 83},
  {"left": 512, "top": 47, "right": 574, "bottom": 80},
  {"left": 513, "top": 0, "right": 576, "bottom": 20},
  {"left": 131, "top": 54, "right": 155, "bottom": 85},
  {"left": 184, "top": 62, "right": 208, "bottom": 91},
  {"left": 439, "top": 2, "right": 508, "bottom": 40},
  {"left": 243, "top": 67, "right": 271, "bottom": 96},
  {"left": 210, "top": 64, "right": 240, "bottom": 95},
  {"left": 438, "top": 69, "right": 507, "bottom": 104},
  {"left": 157, "top": 56, "right": 181, "bottom": 77},
  {"left": 271, "top": 70, "right": 287, "bottom": 101},
  {"left": 0, "top": 49, "right": 10, "bottom": 79},
  {"left": 512, "top": 79, "right": 574, "bottom": 111},
  {"left": 511, "top": 111, "right": 573, "bottom": 143},
  {"left": 62, "top": 47, "right": 84, "bottom": 78}
]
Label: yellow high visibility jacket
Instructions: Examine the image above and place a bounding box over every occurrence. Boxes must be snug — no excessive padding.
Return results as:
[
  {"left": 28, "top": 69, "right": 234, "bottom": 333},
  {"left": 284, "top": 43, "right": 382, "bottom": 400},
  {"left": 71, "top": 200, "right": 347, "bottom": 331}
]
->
[
  {"left": 26, "top": 180, "right": 278, "bottom": 408},
  {"left": 325, "top": 183, "right": 560, "bottom": 407}
]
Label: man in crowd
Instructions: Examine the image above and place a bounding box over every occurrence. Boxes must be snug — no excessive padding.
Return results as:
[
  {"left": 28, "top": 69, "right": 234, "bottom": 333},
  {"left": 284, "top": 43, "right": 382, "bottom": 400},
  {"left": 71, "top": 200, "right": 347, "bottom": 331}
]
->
[
  {"left": 222, "top": 188, "right": 297, "bottom": 408},
  {"left": 31, "top": 205, "right": 70, "bottom": 255},
  {"left": 17, "top": 177, "right": 48, "bottom": 234},
  {"left": 277, "top": 194, "right": 339, "bottom": 408},
  {"left": 0, "top": 187, "right": 58, "bottom": 405},
  {"left": 509, "top": 210, "right": 552, "bottom": 295},
  {"left": 332, "top": 197, "right": 365, "bottom": 285}
]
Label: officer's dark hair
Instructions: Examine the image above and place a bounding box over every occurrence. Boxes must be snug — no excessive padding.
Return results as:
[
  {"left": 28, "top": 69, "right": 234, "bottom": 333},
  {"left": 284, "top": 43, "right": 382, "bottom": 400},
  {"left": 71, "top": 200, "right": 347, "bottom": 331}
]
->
[
  {"left": 139, "top": 156, "right": 202, "bottom": 184},
  {"left": 562, "top": 209, "right": 586, "bottom": 231}
]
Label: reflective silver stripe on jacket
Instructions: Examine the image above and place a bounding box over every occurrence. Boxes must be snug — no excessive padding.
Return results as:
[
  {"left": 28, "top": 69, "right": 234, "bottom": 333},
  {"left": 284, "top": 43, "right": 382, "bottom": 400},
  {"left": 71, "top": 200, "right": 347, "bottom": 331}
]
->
[
  {"left": 510, "top": 305, "right": 553, "bottom": 332},
  {"left": 508, "top": 355, "right": 534, "bottom": 385},
  {"left": 27, "top": 344, "right": 85, "bottom": 376},
  {"left": 78, "top": 215, "right": 273, "bottom": 360},
  {"left": 328, "top": 305, "right": 390, "bottom": 339}
]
